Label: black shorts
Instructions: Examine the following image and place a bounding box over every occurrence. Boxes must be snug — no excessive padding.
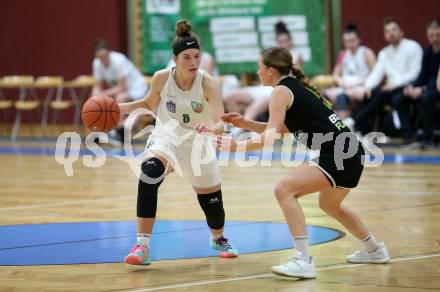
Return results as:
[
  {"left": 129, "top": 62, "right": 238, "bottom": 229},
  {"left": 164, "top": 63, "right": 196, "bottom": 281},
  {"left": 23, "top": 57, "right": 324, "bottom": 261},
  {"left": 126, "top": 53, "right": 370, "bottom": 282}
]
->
[{"left": 311, "top": 144, "right": 364, "bottom": 189}]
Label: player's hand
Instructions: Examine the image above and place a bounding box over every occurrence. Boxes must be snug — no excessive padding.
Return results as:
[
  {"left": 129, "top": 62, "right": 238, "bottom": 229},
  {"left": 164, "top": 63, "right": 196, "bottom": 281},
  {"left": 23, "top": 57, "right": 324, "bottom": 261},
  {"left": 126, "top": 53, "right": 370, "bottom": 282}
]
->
[
  {"left": 194, "top": 123, "right": 213, "bottom": 134},
  {"left": 221, "top": 113, "right": 247, "bottom": 128},
  {"left": 215, "top": 135, "right": 237, "bottom": 152}
]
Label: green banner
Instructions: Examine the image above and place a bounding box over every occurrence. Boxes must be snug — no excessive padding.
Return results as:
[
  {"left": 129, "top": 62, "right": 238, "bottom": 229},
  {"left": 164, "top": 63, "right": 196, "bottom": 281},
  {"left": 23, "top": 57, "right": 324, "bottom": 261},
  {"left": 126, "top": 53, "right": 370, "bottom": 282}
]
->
[{"left": 141, "top": 0, "right": 326, "bottom": 75}]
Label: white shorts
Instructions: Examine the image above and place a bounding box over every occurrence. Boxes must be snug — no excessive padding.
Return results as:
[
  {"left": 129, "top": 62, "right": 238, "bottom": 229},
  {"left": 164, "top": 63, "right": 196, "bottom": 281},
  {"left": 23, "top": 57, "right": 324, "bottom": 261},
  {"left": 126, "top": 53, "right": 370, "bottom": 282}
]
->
[
  {"left": 245, "top": 85, "right": 273, "bottom": 102},
  {"left": 146, "top": 132, "right": 221, "bottom": 189}
]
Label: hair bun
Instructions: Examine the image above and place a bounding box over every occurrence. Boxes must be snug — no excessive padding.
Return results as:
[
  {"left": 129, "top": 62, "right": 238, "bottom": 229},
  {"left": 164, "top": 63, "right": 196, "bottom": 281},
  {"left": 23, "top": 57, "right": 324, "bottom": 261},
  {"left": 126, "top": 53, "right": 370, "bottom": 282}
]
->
[
  {"left": 275, "top": 21, "right": 289, "bottom": 35},
  {"left": 345, "top": 23, "right": 358, "bottom": 32},
  {"left": 176, "top": 20, "right": 192, "bottom": 37}
]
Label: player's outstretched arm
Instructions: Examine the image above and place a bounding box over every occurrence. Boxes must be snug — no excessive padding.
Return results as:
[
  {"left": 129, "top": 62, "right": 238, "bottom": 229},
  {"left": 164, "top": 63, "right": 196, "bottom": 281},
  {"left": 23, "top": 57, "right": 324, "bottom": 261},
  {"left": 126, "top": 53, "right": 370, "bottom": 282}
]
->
[{"left": 221, "top": 112, "right": 267, "bottom": 133}]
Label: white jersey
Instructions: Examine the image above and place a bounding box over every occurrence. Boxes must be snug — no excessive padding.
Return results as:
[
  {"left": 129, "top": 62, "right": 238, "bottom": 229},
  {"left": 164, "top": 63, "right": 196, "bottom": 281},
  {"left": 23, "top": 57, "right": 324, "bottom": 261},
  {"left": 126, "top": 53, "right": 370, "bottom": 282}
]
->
[
  {"left": 340, "top": 46, "right": 371, "bottom": 86},
  {"left": 147, "top": 68, "right": 220, "bottom": 188},
  {"left": 92, "top": 51, "right": 148, "bottom": 100},
  {"left": 153, "top": 68, "right": 213, "bottom": 140}
]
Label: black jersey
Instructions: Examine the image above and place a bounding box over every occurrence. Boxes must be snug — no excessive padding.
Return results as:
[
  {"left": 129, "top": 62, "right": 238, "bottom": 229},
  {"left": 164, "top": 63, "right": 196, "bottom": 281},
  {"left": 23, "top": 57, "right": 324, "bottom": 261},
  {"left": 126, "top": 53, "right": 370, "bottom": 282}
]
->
[{"left": 279, "top": 76, "right": 352, "bottom": 151}]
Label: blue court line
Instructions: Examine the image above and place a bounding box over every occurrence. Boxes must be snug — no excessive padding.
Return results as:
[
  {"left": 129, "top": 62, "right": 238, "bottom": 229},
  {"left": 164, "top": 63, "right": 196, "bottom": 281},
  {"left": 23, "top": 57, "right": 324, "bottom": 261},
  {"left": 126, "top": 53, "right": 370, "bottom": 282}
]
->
[
  {"left": 0, "top": 145, "right": 440, "bottom": 164},
  {"left": 0, "top": 221, "right": 261, "bottom": 252},
  {"left": 0, "top": 220, "right": 344, "bottom": 266}
]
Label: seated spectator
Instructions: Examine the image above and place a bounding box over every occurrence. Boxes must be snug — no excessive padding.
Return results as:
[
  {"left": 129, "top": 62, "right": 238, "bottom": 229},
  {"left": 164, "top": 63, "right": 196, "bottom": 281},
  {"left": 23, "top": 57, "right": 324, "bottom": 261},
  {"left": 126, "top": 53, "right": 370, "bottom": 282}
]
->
[
  {"left": 223, "top": 21, "right": 302, "bottom": 135},
  {"left": 344, "top": 17, "right": 423, "bottom": 136},
  {"left": 393, "top": 20, "right": 440, "bottom": 147},
  {"left": 324, "top": 24, "right": 376, "bottom": 118},
  {"left": 91, "top": 39, "right": 148, "bottom": 144}
]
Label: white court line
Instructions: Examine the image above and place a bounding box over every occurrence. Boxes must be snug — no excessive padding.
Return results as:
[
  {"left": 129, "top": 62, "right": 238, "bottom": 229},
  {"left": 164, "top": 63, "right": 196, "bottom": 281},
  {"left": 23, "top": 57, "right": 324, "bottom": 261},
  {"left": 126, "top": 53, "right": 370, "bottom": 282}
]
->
[{"left": 127, "top": 253, "right": 440, "bottom": 292}]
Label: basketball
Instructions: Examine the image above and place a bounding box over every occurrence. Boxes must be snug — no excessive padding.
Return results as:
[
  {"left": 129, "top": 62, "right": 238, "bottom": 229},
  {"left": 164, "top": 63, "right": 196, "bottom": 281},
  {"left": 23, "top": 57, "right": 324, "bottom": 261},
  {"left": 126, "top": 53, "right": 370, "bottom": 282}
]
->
[{"left": 81, "top": 95, "right": 120, "bottom": 132}]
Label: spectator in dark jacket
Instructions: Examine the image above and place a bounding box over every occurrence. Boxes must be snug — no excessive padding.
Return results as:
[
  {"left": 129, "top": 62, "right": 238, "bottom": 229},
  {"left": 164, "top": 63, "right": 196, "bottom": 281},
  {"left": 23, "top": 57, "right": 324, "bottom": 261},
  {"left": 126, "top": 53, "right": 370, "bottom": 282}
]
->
[{"left": 393, "top": 20, "right": 440, "bottom": 146}]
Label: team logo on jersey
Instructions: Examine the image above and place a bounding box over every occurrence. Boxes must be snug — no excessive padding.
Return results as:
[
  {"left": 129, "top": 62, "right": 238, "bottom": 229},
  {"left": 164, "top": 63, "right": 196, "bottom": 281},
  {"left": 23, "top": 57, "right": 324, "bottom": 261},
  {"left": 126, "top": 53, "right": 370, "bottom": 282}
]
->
[
  {"left": 166, "top": 101, "right": 176, "bottom": 113},
  {"left": 191, "top": 101, "right": 203, "bottom": 113}
]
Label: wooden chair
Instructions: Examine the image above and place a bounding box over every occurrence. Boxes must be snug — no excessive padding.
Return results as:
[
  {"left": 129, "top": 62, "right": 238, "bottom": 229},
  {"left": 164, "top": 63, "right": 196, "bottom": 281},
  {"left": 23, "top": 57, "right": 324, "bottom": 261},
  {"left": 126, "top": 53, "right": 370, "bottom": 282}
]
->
[
  {"left": 64, "top": 76, "right": 96, "bottom": 129},
  {"left": 0, "top": 78, "right": 15, "bottom": 137},
  {"left": 311, "top": 75, "right": 337, "bottom": 90},
  {"left": 1, "top": 76, "right": 37, "bottom": 140},
  {"left": 36, "top": 76, "right": 64, "bottom": 137}
]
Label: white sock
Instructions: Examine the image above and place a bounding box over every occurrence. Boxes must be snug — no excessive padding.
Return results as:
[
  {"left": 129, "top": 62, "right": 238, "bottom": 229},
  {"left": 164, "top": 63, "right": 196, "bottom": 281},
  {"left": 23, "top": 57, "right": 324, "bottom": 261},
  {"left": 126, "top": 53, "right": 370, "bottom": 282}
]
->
[
  {"left": 293, "top": 236, "right": 310, "bottom": 262},
  {"left": 361, "top": 233, "right": 379, "bottom": 252},
  {"left": 211, "top": 233, "right": 224, "bottom": 241},
  {"left": 137, "top": 233, "right": 151, "bottom": 247}
]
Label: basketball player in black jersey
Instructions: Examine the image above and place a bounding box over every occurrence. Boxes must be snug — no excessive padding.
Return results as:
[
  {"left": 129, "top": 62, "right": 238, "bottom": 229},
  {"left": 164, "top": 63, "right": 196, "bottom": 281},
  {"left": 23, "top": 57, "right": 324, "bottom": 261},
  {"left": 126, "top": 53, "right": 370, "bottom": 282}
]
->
[{"left": 197, "top": 47, "right": 390, "bottom": 278}]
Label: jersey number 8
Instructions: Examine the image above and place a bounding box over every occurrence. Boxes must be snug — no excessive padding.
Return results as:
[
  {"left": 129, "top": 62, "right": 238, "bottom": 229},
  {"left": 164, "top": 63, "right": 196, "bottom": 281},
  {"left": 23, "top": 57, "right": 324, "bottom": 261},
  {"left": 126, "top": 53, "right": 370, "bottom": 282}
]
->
[{"left": 182, "top": 114, "right": 190, "bottom": 123}]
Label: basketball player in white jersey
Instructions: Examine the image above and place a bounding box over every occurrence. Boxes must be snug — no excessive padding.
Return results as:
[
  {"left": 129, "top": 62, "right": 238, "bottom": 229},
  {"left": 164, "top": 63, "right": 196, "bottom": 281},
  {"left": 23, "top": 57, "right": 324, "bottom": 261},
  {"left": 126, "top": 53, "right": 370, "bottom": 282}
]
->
[
  {"left": 324, "top": 24, "right": 376, "bottom": 118},
  {"left": 117, "top": 20, "right": 238, "bottom": 265}
]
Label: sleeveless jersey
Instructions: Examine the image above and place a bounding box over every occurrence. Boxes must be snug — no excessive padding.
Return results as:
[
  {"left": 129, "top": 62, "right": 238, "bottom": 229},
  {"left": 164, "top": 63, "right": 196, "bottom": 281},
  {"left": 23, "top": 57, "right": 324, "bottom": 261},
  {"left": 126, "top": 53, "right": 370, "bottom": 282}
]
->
[
  {"left": 153, "top": 68, "right": 213, "bottom": 139},
  {"left": 279, "top": 76, "right": 352, "bottom": 152},
  {"left": 340, "top": 46, "right": 370, "bottom": 85}
]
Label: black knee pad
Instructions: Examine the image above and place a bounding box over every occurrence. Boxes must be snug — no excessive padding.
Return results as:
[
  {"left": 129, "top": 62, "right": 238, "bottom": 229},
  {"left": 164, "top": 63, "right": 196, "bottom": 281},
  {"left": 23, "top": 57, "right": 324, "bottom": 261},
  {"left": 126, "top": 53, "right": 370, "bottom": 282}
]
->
[
  {"left": 137, "top": 157, "right": 166, "bottom": 218},
  {"left": 197, "top": 190, "right": 225, "bottom": 230}
]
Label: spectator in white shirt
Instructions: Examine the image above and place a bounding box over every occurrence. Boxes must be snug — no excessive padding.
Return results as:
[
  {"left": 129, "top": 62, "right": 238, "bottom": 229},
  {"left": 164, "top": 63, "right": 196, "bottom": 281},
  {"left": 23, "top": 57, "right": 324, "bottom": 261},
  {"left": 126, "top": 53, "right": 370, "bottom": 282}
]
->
[
  {"left": 324, "top": 24, "right": 376, "bottom": 119},
  {"left": 92, "top": 39, "right": 148, "bottom": 102},
  {"left": 91, "top": 39, "right": 148, "bottom": 144},
  {"left": 345, "top": 17, "right": 423, "bottom": 134}
]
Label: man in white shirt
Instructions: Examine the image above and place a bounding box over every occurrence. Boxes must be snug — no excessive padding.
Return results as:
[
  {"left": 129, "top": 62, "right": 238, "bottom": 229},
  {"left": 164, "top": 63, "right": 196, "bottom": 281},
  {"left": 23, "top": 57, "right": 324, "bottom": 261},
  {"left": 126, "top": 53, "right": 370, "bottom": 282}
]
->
[
  {"left": 91, "top": 40, "right": 148, "bottom": 144},
  {"left": 346, "top": 17, "right": 423, "bottom": 134},
  {"left": 92, "top": 40, "right": 148, "bottom": 102}
]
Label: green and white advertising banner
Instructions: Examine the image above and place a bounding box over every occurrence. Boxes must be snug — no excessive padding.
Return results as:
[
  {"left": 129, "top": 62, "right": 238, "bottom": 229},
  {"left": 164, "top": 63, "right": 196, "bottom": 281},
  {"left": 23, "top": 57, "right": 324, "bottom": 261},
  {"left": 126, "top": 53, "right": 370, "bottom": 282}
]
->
[{"left": 141, "top": 0, "right": 326, "bottom": 75}]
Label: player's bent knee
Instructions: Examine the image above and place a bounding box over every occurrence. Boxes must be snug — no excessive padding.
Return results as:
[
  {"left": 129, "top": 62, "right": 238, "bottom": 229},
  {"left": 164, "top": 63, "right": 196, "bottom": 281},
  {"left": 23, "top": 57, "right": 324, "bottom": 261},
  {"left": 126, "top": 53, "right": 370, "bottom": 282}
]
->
[
  {"left": 274, "top": 181, "right": 293, "bottom": 200},
  {"left": 137, "top": 157, "right": 166, "bottom": 218}
]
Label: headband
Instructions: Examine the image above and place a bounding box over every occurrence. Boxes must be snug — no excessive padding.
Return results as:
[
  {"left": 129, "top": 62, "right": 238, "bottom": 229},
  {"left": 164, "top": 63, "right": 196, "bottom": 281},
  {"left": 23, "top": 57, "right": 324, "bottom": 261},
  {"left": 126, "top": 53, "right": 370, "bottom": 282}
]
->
[{"left": 173, "top": 37, "right": 200, "bottom": 55}]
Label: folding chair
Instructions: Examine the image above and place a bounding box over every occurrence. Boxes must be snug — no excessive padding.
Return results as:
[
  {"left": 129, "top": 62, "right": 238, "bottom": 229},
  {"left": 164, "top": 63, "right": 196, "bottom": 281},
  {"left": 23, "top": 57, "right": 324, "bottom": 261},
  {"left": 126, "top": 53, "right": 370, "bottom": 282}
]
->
[
  {"left": 1, "top": 76, "right": 37, "bottom": 141},
  {"left": 37, "top": 76, "right": 64, "bottom": 138},
  {"left": 0, "top": 78, "right": 14, "bottom": 137},
  {"left": 63, "top": 75, "right": 96, "bottom": 133}
]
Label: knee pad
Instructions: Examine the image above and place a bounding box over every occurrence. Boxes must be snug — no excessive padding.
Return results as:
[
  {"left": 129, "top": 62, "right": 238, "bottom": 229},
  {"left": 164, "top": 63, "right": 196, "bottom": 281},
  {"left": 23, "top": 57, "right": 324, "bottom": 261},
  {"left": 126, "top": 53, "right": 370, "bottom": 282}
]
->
[
  {"left": 137, "top": 157, "right": 166, "bottom": 218},
  {"left": 197, "top": 190, "right": 225, "bottom": 230}
]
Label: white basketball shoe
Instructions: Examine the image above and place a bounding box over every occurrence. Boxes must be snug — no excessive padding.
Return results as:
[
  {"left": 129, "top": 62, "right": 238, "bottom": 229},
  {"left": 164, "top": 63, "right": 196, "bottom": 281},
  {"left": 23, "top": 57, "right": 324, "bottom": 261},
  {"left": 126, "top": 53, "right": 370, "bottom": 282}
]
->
[
  {"left": 346, "top": 242, "right": 390, "bottom": 264},
  {"left": 271, "top": 250, "right": 316, "bottom": 278}
]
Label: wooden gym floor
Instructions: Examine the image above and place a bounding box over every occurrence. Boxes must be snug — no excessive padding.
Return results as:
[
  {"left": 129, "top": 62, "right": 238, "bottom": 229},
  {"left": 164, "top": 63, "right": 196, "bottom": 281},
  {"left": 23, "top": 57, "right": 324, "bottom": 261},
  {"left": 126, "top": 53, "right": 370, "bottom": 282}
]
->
[{"left": 0, "top": 135, "right": 439, "bottom": 291}]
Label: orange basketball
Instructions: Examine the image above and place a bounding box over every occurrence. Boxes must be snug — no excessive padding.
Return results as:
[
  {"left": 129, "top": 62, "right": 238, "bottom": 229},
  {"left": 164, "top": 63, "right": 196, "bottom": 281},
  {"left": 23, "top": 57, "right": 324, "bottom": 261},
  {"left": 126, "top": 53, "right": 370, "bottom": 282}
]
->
[{"left": 81, "top": 95, "right": 120, "bottom": 132}]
